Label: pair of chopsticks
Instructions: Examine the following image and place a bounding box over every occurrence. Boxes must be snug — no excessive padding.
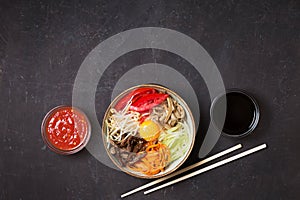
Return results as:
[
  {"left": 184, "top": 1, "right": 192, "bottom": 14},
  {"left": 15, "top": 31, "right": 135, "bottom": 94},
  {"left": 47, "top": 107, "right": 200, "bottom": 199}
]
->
[{"left": 121, "top": 143, "right": 267, "bottom": 198}]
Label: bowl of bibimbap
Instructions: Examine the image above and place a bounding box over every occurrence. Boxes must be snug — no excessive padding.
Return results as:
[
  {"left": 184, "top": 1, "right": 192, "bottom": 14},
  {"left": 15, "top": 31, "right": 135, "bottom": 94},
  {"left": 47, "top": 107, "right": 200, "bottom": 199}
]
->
[{"left": 102, "top": 84, "right": 196, "bottom": 179}]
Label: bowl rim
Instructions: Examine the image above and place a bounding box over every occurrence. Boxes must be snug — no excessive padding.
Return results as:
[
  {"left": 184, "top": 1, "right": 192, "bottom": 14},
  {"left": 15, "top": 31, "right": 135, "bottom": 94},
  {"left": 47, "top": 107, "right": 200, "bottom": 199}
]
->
[
  {"left": 102, "top": 84, "right": 196, "bottom": 179},
  {"left": 41, "top": 105, "right": 91, "bottom": 155}
]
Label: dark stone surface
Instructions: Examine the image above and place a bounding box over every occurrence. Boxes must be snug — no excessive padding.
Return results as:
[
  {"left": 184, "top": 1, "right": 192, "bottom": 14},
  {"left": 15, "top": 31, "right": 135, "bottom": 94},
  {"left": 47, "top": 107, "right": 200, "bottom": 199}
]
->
[{"left": 0, "top": 0, "right": 299, "bottom": 199}]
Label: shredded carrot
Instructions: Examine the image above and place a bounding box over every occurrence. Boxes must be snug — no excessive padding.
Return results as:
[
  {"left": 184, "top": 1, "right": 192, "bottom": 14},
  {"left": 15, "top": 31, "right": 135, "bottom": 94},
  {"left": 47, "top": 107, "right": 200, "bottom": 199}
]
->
[{"left": 128, "top": 143, "right": 170, "bottom": 175}]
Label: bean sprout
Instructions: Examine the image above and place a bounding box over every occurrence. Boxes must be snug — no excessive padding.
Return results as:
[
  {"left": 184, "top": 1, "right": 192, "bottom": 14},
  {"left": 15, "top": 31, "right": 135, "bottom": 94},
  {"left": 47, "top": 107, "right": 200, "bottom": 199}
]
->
[{"left": 105, "top": 101, "right": 140, "bottom": 143}]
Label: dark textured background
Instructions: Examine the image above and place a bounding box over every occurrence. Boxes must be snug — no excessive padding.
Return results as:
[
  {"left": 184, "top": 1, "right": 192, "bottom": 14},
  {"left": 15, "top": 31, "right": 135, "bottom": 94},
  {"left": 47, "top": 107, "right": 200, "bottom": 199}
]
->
[{"left": 0, "top": 0, "right": 299, "bottom": 199}]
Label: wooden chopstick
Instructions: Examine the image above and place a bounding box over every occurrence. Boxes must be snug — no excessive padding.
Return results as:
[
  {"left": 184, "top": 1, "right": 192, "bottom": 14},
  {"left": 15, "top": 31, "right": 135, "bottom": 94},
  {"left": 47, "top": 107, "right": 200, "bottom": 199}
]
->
[
  {"left": 121, "top": 143, "right": 242, "bottom": 198},
  {"left": 144, "top": 143, "right": 267, "bottom": 195}
]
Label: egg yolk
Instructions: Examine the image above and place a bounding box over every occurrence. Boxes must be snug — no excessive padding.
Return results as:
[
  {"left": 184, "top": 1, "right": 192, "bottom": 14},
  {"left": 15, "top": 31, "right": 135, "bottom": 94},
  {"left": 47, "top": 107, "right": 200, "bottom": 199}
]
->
[{"left": 139, "top": 120, "right": 160, "bottom": 141}]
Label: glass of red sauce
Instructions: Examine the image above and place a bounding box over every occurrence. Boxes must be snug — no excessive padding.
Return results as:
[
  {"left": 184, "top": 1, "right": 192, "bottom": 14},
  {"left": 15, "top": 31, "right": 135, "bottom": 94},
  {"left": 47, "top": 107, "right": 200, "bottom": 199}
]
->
[{"left": 41, "top": 106, "right": 91, "bottom": 155}]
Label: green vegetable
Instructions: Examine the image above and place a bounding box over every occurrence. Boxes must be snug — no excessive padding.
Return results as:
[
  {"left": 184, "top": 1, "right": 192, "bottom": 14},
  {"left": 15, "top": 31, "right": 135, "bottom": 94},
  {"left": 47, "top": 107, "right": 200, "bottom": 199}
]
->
[{"left": 159, "top": 122, "right": 190, "bottom": 162}]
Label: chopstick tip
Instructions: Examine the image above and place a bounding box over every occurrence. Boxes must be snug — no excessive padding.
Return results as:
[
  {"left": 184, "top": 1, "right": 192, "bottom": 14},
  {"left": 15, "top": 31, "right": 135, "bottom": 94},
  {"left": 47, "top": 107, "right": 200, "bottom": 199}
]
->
[
  {"left": 144, "top": 190, "right": 150, "bottom": 195},
  {"left": 121, "top": 192, "right": 130, "bottom": 198}
]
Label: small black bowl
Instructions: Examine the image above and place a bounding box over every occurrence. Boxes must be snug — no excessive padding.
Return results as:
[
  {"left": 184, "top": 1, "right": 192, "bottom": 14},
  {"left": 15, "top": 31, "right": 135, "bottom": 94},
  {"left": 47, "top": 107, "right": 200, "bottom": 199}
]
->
[{"left": 210, "top": 89, "right": 260, "bottom": 138}]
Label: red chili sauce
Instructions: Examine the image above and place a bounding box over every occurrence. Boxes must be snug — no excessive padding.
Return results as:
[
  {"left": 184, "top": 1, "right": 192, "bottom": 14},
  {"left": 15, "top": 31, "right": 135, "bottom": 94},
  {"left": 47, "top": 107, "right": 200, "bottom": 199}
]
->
[{"left": 45, "top": 107, "right": 88, "bottom": 151}]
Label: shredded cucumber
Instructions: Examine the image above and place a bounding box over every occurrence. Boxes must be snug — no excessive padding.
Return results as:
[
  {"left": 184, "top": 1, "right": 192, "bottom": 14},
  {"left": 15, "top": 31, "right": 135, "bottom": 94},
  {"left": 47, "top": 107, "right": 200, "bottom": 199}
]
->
[{"left": 159, "top": 122, "right": 190, "bottom": 162}]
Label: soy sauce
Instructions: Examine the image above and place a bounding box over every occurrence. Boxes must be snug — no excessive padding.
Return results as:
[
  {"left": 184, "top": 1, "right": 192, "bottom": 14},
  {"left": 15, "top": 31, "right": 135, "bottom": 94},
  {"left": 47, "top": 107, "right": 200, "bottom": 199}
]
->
[{"left": 211, "top": 91, "right": 259, "bottom": 137}]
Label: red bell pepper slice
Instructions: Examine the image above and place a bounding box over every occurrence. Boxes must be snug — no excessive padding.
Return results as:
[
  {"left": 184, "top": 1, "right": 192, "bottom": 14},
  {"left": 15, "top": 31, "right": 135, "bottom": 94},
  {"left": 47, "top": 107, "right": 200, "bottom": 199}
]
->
[
  {"left": 139, "top": 111, "right": 150, "bottom": 123},
  {"left": 130, "top": 93, "right": 169, "bottom": 112},
  {"left": 114, "top": 87, "right": 156, "bottom": 111}
]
